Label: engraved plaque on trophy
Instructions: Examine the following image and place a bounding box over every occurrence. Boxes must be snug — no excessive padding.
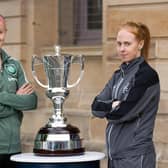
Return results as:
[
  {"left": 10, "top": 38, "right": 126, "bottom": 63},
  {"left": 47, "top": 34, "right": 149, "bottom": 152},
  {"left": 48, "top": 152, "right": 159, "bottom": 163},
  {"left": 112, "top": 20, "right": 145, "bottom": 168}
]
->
[{"left": 32, "top": 46, "right": 85, "bottom": 156}]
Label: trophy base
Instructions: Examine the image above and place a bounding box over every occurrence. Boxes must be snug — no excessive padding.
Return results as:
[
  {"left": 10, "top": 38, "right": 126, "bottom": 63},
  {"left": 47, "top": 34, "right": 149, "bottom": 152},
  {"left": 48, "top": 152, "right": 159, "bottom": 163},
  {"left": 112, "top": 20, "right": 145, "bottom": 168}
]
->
[
  {"left": 33, "top": 124, "right": 85, "bottom": 156},
  {"left": 33, "top": 148, "right": 85, "bottom": 156}
]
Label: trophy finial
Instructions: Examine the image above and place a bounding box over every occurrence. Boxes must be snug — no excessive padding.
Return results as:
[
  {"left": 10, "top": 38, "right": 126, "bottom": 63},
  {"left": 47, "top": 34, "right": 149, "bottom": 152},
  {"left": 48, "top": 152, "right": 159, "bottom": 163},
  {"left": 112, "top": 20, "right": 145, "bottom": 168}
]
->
[{"left": 54, "top": 45, "right": 60, "bottom": 56}]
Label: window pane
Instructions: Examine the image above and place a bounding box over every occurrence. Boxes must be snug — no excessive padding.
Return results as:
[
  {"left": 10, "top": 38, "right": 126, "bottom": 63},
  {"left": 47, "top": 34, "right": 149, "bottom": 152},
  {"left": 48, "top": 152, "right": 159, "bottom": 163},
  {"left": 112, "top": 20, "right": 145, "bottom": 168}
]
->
[{"left": 87, "top": 0, "right": 102, "bottom": 30}]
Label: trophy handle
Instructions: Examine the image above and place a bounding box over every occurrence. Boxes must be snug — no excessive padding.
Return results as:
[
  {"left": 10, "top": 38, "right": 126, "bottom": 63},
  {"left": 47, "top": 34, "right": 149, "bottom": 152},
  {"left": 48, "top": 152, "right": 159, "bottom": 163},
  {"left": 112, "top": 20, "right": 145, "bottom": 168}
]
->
[
  {"left": 32, "top": 55, "right": 48, "bottom": 88},
  {"left": 67, "top": 55, "right": 84, "bottom": 88}
]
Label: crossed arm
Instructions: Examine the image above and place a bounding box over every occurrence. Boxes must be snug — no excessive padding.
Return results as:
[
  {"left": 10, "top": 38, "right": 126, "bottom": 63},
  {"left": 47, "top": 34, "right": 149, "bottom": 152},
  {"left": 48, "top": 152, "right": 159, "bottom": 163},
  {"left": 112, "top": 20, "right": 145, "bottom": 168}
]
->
[{"left": 16, "top": 83, "right": 34, "bottom": 95}]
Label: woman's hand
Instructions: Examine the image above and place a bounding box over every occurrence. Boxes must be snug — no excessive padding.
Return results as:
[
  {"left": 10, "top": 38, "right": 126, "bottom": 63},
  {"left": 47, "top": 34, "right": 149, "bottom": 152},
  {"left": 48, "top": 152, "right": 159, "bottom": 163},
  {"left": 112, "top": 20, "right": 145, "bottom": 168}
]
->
[
  {"left": 16, "top": 83, "right": 34, "bottom": 95},
  {"left": 112, "top": 100, "right": 121, "bottom": 109}
]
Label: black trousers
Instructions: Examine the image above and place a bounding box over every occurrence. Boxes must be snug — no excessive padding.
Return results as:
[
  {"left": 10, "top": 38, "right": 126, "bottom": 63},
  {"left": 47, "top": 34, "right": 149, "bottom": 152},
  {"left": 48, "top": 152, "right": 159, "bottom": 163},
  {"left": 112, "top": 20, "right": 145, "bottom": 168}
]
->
[
  {"left": 0, "top": 153, "right": 19, "bottom": 168},
  {"left": 108, "top": 152, "right": 156, "bottom": 168}
]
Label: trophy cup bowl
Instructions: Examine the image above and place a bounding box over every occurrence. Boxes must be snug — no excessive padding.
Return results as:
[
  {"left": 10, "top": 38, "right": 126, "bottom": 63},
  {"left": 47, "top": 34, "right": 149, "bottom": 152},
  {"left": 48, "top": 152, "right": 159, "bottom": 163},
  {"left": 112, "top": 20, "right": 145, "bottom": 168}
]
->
[{"left": 32, "top": 46, "right": 85, "bottom": 156}]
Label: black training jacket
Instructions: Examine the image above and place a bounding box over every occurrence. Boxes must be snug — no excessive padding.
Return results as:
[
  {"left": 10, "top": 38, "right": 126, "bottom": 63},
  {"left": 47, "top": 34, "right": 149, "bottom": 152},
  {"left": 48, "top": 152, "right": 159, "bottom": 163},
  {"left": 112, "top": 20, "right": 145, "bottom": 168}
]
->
[{"left": 92, "top": 56, "right": 160, "bottom": 160}]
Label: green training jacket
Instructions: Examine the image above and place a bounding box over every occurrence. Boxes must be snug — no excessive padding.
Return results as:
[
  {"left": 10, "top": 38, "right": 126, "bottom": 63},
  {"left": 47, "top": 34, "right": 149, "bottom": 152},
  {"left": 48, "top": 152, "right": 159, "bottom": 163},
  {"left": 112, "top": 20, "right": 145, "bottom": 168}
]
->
[{"left": 0, "top": 49, "right": 37, "bottom": 154}]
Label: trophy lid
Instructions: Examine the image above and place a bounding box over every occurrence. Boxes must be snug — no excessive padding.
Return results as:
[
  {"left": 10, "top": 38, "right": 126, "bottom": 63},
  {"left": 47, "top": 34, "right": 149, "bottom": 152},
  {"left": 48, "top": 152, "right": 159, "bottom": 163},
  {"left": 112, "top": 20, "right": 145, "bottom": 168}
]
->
[{"left": 54, "top": 45, "right": 61, "bottom": 56}]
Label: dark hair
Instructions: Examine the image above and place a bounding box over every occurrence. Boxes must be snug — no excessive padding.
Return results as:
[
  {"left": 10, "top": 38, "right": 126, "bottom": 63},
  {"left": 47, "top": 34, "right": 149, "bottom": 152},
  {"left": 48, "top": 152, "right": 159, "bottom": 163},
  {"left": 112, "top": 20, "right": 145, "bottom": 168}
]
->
[{"left": 119, "top": 21, "right": 150, "bottom": 61}]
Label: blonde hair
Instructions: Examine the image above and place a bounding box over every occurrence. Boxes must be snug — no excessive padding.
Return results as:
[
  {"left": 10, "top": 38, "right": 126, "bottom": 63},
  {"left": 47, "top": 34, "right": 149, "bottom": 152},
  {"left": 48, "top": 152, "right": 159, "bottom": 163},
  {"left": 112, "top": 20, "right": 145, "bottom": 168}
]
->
[{"left": 119, "top": 21, "right": 150, "bottom": 61}]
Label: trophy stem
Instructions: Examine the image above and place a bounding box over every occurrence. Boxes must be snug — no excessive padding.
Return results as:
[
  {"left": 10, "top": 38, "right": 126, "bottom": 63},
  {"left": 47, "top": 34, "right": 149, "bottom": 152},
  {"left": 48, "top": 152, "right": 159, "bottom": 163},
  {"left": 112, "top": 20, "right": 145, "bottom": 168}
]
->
[
  {"left": 53, "top": 96, "right": 64, "bottom": 118},
  {"left": 47, "top": 96, "right": 66, "bottom": 127}
]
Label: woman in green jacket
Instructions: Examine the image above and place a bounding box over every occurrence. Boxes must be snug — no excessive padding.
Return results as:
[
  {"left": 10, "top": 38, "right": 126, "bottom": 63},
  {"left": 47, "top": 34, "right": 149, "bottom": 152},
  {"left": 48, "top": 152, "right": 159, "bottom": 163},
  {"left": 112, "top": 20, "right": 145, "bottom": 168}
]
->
[{"left": 0, "top": 15, "right": 38, "bottom": 168}]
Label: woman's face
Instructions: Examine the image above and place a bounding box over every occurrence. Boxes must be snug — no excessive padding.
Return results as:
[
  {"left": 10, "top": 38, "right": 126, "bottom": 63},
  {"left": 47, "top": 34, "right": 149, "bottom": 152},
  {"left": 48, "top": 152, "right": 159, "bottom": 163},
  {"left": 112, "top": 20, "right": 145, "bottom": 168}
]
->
[{"left": 116, "top": 28, "right": 143, "bottom": 63}]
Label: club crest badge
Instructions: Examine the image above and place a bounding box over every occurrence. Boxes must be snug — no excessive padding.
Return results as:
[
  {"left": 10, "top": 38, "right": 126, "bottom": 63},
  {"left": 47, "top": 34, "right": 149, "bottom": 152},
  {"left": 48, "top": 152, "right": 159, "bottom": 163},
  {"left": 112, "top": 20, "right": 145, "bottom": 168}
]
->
[{"left": 5, "top": 64, "right": 17, "bottom": 76}]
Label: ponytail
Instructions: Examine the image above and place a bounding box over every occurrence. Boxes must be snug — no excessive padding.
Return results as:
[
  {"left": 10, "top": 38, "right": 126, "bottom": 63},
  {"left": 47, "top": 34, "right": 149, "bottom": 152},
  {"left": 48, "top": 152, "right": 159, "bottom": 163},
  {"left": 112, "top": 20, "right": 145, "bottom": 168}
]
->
[{"left": 138, "top": 23, "right": 150, "bottom": 61}]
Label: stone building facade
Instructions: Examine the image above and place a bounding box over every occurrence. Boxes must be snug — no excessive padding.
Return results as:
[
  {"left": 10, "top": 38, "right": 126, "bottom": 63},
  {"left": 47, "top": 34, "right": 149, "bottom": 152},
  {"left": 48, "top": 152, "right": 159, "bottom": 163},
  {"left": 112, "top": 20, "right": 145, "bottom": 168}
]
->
[{"left": 0, "top": 0, "right": 168, "bottom": 167}]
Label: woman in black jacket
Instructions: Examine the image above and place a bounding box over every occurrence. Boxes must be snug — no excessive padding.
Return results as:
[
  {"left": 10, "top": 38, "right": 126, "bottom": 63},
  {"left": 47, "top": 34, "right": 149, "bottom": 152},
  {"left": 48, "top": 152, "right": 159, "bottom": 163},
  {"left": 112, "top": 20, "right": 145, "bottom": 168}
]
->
[{"left": 92, "top": 22, "right": 160, "bottom": 168}]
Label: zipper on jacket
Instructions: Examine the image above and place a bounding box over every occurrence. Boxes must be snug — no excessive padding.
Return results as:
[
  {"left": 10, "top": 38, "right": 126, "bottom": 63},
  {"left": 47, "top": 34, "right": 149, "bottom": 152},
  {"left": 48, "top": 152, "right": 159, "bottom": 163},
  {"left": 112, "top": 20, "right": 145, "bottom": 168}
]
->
[
  {"left": 114, "top": 77, "right": 124, "bottom": 99},
  {"left": 107, "top": 124, "right": 114, "bottom": 160},
  {"left": 107, "top": 67, "right": 125, "bottom": 160},
  {"left": 140, "top": 155, "right": 144, "bottom": 168},
  {"left": 134, "top": 116, "right": 141, "bottom": 139},
  {"left": 114, "top": 68, "right": 125, "bottom": 99}
]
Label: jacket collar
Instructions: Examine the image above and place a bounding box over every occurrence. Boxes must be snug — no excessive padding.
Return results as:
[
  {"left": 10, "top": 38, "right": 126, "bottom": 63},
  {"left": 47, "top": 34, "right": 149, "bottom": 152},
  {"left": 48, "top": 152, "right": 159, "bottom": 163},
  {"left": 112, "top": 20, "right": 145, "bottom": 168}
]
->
[{"left": 120, "top": 56, "right": 144, "bottom": 75}]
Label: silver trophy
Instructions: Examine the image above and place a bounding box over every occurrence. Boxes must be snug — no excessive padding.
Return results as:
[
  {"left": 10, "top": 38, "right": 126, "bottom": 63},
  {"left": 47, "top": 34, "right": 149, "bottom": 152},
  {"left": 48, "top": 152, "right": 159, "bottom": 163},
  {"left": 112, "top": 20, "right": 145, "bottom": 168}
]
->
[{"left": 32, "top": 46, "right": 85, "bottom": 156}]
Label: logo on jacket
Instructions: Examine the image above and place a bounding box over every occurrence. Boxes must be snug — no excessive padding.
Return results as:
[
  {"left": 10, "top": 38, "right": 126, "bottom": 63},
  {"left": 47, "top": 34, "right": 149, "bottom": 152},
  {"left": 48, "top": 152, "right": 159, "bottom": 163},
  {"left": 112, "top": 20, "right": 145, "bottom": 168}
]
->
[
  {"left": 122, "top": 82, "right": 130, "bottom": 94},
  {"left": 5, "top": 64, "right": 17, "bottom": 76},
  {"left": 4, "top": 64, "right": 18, "bottom": 82}
]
